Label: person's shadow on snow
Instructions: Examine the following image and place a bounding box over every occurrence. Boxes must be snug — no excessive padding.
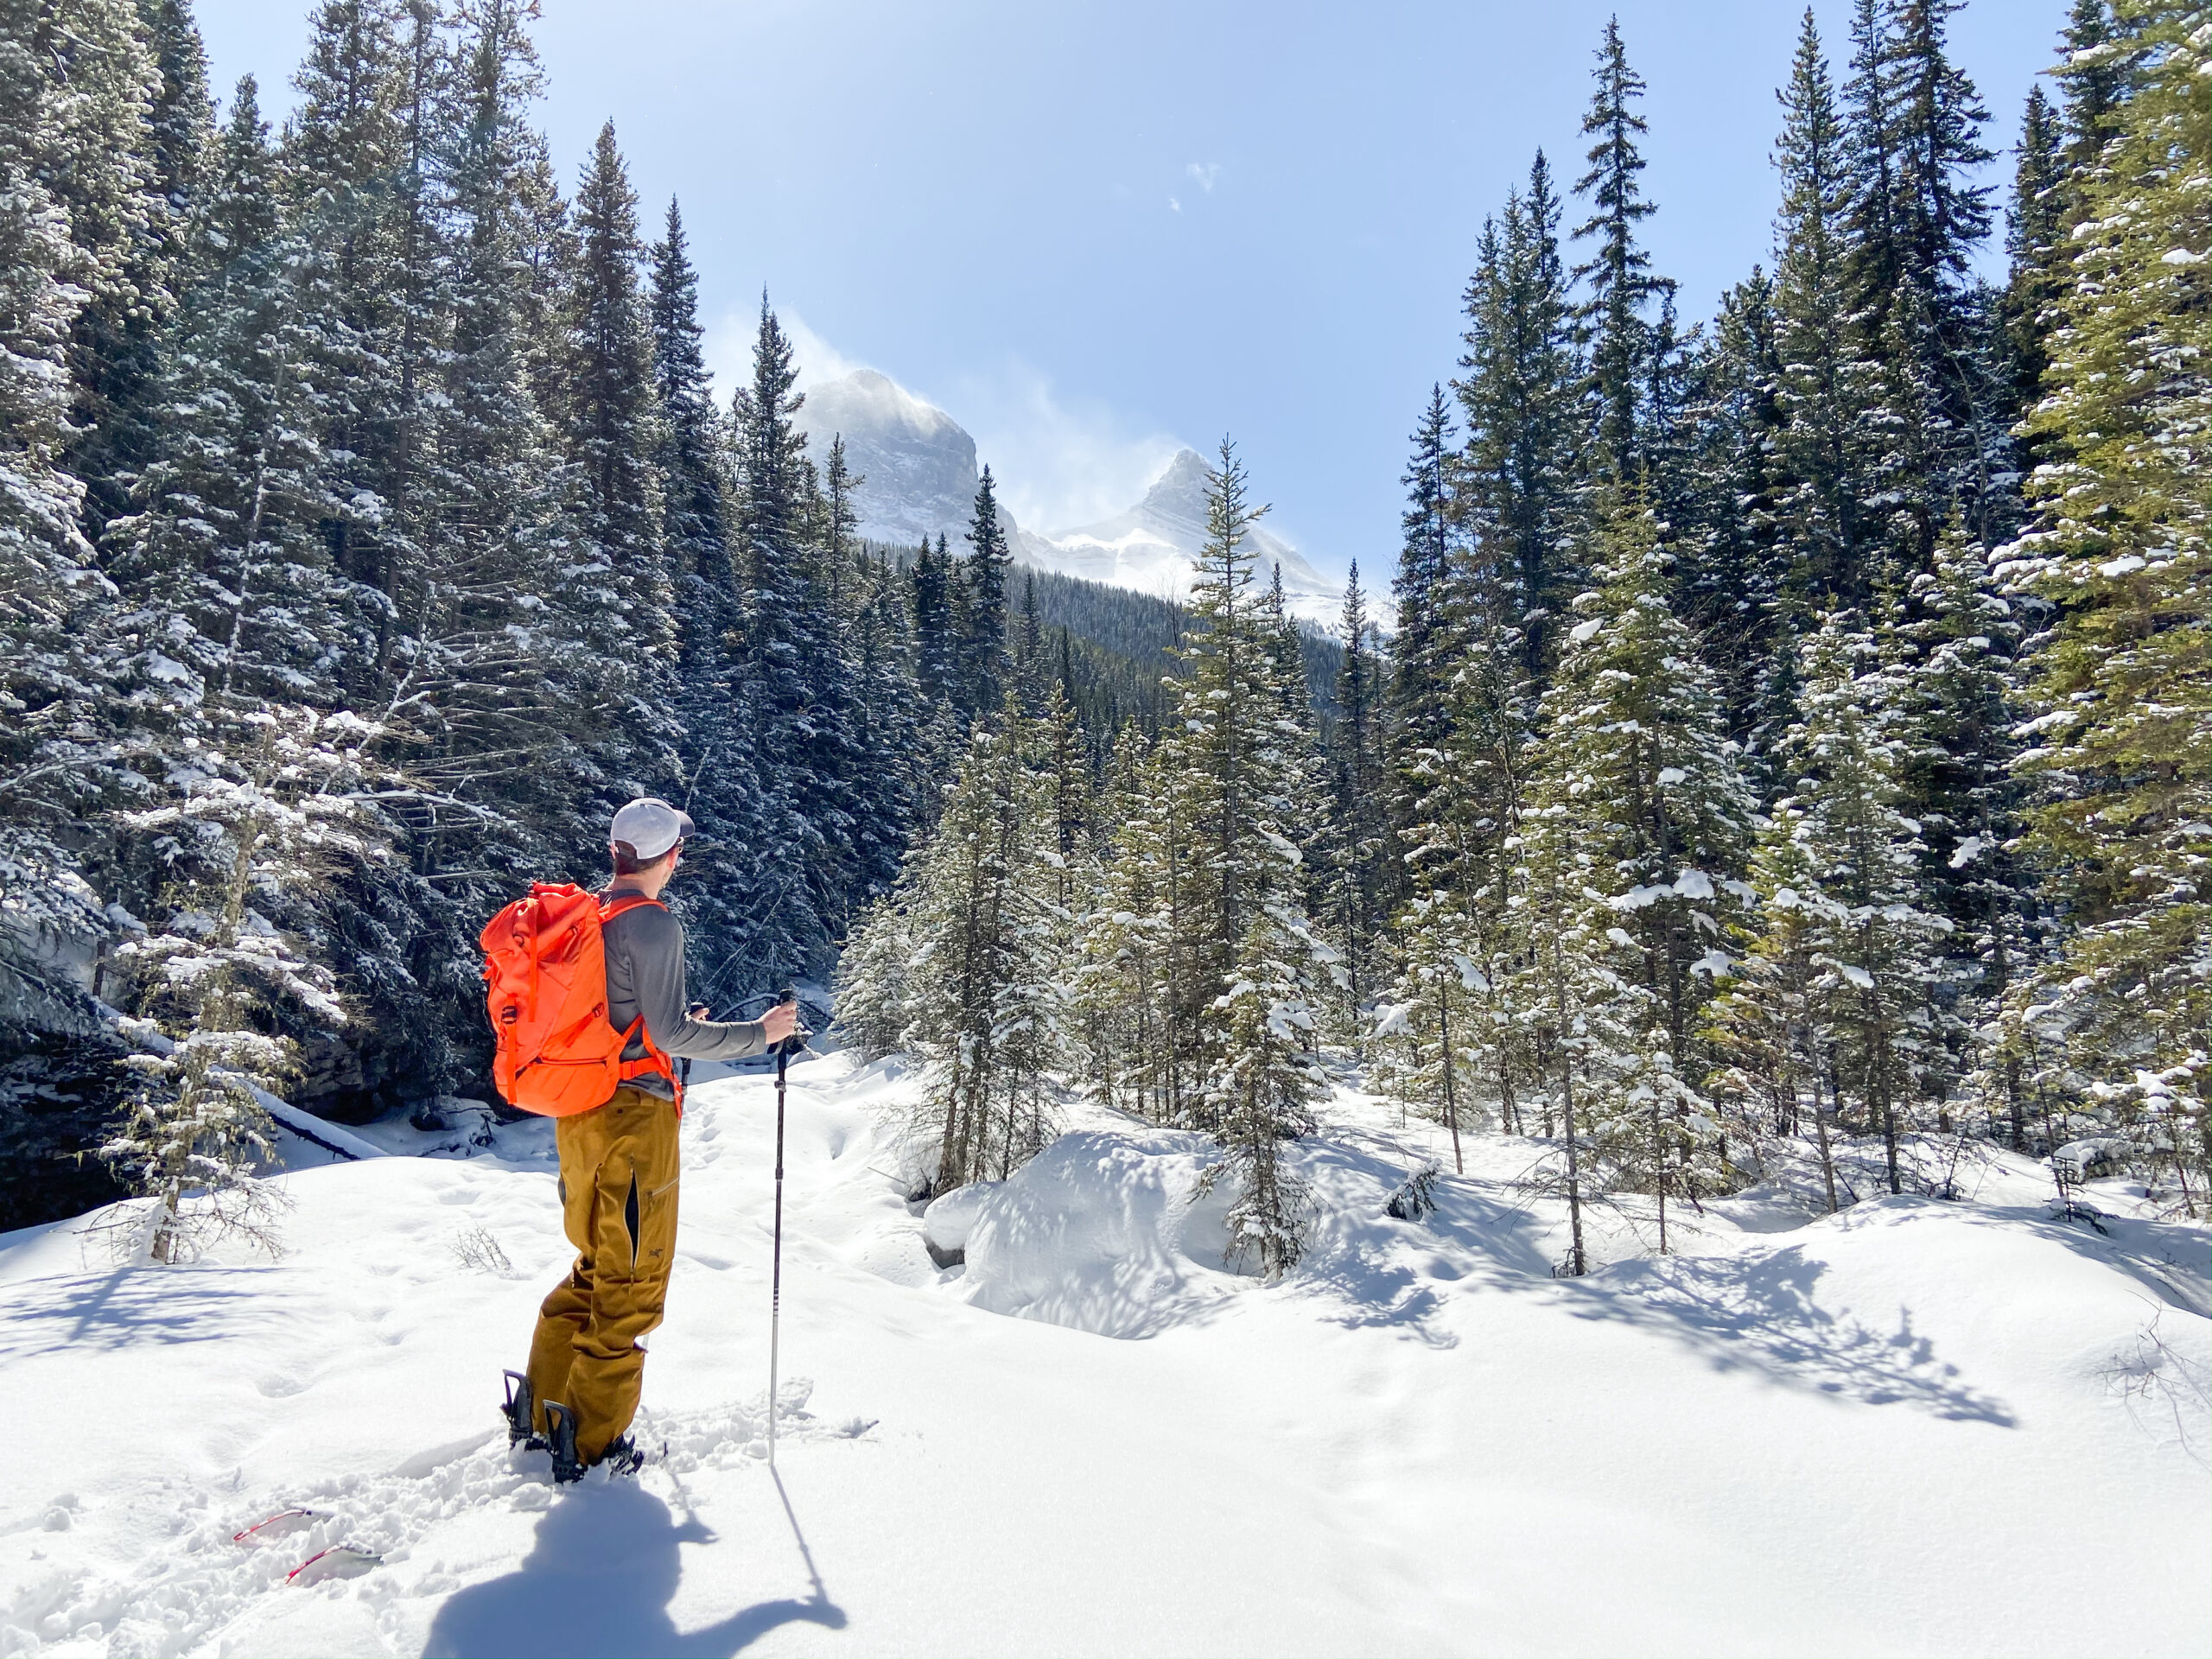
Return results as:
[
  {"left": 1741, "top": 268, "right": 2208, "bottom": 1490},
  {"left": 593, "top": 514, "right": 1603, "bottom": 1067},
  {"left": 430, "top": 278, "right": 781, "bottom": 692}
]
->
[{"left": 422, "top": 1480, "right": 845, "bottom": 1658}]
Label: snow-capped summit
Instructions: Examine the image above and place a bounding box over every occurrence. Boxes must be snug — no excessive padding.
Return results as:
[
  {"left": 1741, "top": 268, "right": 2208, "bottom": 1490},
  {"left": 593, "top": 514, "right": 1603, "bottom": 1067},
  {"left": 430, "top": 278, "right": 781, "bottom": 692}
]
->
[
  {"left": 792, "top": 370, "right": 979, "bottom": 550},
  {"left": 1042, "top": 447, "right": 1355, "bottom": 629},
  {"left": 792, "top": 372, "right": 1376, "bottom": 634}
]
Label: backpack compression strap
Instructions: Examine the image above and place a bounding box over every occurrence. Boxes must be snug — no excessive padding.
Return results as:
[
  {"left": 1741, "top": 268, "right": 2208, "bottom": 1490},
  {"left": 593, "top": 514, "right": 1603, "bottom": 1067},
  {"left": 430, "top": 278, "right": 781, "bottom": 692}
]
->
[{"left": 600, "top": 893, "right": 683, "bottom": 1109}]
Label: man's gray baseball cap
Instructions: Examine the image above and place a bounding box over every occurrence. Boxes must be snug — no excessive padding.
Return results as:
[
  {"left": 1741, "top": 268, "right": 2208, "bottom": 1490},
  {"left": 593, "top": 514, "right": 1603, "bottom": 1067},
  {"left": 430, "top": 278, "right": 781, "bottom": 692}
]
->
[{"left": 610, "top": 797, "right": 695, "bottom": 860}]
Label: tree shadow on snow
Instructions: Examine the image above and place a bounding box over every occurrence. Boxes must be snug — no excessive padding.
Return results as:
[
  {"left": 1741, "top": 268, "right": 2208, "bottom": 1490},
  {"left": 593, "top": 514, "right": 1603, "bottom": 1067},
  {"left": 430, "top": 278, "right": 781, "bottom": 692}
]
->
[
  {"left": 0, "top": 1264, "right": 280, "bottom": 1360},
  {"left": 1294, "top": 1140, "right": 1560, "bottom": 1351},
  {"left": 1301, "top": 1140, "right": 2016, "bottom": 1422},
  {"left": 1557, "top": 1246, "right": 2017, "bottom": 1425},
  {"left": 421, "top": 1480, "right": 846, "bottom": 1658}
]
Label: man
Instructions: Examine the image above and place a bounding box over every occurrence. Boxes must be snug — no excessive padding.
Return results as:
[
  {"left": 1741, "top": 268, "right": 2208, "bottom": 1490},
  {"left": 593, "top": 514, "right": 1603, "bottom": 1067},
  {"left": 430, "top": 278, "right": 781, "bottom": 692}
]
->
[{"left": 517, "top": 796, "right": 798, "bottom": 1479}]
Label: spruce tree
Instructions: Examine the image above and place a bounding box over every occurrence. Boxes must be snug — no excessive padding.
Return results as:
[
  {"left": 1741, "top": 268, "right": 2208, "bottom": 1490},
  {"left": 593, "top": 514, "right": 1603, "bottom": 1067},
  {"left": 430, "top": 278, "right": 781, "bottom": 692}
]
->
[
  {"left": 1771, "top": 8, "right": 1881, "bottom": 612},
  {"left": 960, "top": 464, "right": 1011, "bottom": 717},
  {"left": 1520, "top": 493, "right": 1757, "bottom": 1218},
  {"left": 2003, "top": 86, "right": 2066, "bottom": 416},
  {"left": 1325, "top": 563, "right": 1388, "bottom": 1036},
  {"left": 1737, "top": 610, "right": 1950, "bottom": 1194},
  {"left": 1458, "top": 152, "right": 1584, "bottom": 685},
  {"left": 2007, "top": 0, "right": 2208, "bottom": 1206},
  {"left": 1571, "top": 17, "right": 1670, "bottom": 481}
]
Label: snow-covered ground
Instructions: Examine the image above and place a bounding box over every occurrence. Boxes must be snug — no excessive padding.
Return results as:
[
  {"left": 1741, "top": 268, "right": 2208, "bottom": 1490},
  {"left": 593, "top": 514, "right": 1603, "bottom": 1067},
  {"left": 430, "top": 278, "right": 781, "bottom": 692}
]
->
[{"left": 3, "top": 1050, "right": 2205, "bottom": 1658}]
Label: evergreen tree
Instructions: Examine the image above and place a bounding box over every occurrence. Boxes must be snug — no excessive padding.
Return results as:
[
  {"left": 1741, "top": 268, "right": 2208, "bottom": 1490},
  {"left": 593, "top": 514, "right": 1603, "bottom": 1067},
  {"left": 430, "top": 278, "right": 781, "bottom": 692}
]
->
[
  {"left": 732, "top": 295, "right": 839, "bottom": 977},
  {"left": 284, "top": 0, "right": 411, "bottom": 607},
  {"left": 1723, "top": 611, "right": 1950, "bottom": 1194},
  {"left": 71, "top": 0, "right": 215, "bottom": 533},
  {"left": 912, "top": 531, "right": 956, "bottom": 707},
  {"left": 1771, "top": 8, "right": 1881, "bottom": 611},
  {"left": 840, "top": 698, "right": 1065, "bottom": 1192},
  {"left": 1512, "top": 493, "right": 1758, "bottom": 1227},
  {"left": 2007, "top": 0, "right": 2208, "bottom": 1207},
  {"left": 650, "top": 192, "right": 756, "bottom": 969},
  {"left": 1571, "top": 16, "right": 1671, "bottom": 481},
  {"left": 1383, "top": 386, "right": 1460, "bottom": 857},
  {"left": 2003, "top": 85, "right": 2066, "bottom": 415},
  {"left": 1325, "top": 563, "right": 1388, "bottom": 1036},
  {"left": 960, "top": 464, "right": 1011, "bottom": 717},
  {"left": 1676, "top": 270, "right": 1790, "bottom": 743},
  {"left": 1458, "top": 152, "right": 1584, "bottom": 684}
]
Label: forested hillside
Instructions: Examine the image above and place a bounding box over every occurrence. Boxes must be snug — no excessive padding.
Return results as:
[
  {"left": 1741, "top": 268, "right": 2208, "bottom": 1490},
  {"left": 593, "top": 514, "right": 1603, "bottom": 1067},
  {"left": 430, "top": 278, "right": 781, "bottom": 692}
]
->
[{"left": 843, "top": 0, "right": 2209, "bottom": 1266}]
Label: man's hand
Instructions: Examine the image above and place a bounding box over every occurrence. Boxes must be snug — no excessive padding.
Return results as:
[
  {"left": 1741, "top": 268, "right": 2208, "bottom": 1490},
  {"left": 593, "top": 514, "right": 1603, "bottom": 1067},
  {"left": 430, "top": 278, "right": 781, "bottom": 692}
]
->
[{"left": 760, "top": 1000, "right": 800, "bottom": 1047}]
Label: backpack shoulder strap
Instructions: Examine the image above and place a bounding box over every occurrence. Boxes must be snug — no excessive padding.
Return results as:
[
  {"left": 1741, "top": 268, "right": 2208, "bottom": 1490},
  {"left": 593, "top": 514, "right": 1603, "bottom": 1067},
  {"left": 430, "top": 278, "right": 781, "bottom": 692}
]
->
[{"left": 599, "top": 892, "right": 667, "bottom": 925}]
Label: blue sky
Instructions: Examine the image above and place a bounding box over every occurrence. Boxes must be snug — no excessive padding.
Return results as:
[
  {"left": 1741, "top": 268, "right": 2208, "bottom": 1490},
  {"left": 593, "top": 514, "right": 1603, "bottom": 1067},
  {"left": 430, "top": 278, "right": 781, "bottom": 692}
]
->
[{"left": 199, "top": 0, "right": 2062, "bottom": 581}]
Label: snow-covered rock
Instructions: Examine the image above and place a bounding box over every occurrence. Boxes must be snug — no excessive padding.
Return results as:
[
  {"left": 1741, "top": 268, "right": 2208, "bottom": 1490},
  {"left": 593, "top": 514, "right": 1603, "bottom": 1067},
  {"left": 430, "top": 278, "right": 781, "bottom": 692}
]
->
[{"left": 792, "top": 369, "right": 981, "bottom": 551}]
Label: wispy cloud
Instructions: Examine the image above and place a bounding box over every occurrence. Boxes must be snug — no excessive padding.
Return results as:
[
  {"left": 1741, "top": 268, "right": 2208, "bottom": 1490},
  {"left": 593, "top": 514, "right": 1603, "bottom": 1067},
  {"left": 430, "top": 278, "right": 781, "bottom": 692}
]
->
[
  {"left": 702, "top": 303, "right": 868, "bottom": 397},
  {"left": 1168, "top": 194, "right": 1182, "bottom": 213},
  {"left": 704, "top": 313, "right": 1184, "bottom": 537},
  {"left": 951, "top": 359, "right": 1184, "bottom": 536},
  {"left": 1185, "top": 161, "right": 1221, "bottom": 193}
]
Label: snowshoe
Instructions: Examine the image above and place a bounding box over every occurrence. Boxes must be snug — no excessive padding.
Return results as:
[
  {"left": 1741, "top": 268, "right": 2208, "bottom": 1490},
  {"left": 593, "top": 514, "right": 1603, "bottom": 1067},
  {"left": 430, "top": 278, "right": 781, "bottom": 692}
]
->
[
  {"left": 594, "top": 1434, "right": 646, "bottom": 1479},
  {"left": 502, "top": 1369, "right": 543, "bottom": 1450},
  {"left": 287, "top": 1544, "right": 380, "bottom": 1586},
  {"left": 232, "top": 1508, "right": 320, "bottom": 1546},
  {"left": 543, "top": 1400, "right": 584, "bottom": 1484}
]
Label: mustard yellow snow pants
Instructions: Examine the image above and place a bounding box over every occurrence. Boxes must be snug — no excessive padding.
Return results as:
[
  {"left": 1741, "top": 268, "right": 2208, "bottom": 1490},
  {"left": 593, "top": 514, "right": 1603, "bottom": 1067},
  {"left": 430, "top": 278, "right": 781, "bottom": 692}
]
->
[{"left": 525, "top": 1085, "right": 681, "bottom": 1464}]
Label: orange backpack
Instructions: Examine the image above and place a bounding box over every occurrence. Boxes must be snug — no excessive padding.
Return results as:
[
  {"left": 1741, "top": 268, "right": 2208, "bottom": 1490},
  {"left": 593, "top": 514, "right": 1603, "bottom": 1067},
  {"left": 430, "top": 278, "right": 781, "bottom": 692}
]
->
[{"left": 480, "top": 884, "right": 680, "bottom": 1116}]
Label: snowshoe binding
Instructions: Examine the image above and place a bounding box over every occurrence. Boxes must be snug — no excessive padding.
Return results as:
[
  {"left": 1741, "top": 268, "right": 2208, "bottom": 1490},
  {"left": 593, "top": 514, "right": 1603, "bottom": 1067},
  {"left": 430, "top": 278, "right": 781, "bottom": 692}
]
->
[
  {"left": 502, "top": 1370, "right": 544, "bottom": 1450},
  {"left": 595, "top": 1434, "right": 646, "bottom": 1480},
  {"left": 543, "top": 1400, "right": 584, "bottom": 1485}
]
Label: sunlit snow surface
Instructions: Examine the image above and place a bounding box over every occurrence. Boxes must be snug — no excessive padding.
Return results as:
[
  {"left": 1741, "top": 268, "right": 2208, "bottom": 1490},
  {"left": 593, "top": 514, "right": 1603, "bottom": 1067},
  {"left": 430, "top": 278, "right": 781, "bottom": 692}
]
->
[{"left": 2, "top": 1052, "right": 2205, "bottom": 1657}]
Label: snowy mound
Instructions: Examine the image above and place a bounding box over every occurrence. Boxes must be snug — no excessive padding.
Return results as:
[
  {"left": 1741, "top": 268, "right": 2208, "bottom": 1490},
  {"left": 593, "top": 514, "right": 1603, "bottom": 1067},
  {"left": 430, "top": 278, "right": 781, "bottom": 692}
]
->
[
  {"left": 1, "top": 1058, "right": 2204, "bottom": 1656},
  {"left": 923, "top": 1128, "right": 1247, "bottom": 1336}
]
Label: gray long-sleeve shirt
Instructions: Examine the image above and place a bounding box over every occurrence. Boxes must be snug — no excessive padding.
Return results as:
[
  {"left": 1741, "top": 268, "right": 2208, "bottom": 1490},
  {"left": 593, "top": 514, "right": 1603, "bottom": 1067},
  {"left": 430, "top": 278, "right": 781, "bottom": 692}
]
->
[{"left": 601, "top": 886, "right": 766, "bottom": 1098}]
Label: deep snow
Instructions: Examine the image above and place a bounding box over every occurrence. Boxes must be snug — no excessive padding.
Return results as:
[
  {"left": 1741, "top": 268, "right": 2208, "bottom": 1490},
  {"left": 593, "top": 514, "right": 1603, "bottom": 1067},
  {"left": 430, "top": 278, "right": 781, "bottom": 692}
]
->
[{"left": 2, "top": 1050, "right": 2205, "bottom": 1658}]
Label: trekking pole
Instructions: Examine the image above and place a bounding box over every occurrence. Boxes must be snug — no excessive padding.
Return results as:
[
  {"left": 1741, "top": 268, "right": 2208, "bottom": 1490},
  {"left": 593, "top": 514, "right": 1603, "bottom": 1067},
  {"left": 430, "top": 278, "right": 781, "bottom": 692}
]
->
[{"left": 766, "top": 987, "right": 798, "bottom": 1466}]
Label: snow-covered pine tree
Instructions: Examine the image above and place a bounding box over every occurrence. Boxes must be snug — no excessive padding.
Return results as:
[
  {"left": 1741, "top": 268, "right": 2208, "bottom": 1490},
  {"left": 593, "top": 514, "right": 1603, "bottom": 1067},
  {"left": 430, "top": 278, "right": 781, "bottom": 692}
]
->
[
  {"left": 1771, "top": 7, "right": 1884, "bottom": 614},
  {"left": 1675, "top": 271, "right": 1790, "bottom": 747},
  {"left": 1571, "top": 17, "right": 1672, "bottom": 484},
  {"left": 839, "top": 695, "right": 1066, "bottom": 1192},
  {"left": 648, "top": 192, "right": 760, "bottom": 976},
  {"left": 1167, "top": 443, "right": 1332, "bottom": 1260},
  {"left": 730, "top": 295, "right": 843, "bottom": 981},
  {"left": 2005, "top": 0, "right": 2208, "bottom": 1211},
  {"left": 959, "top": 464, "right": 1012, "bottom": 719},
  {"left": 1522, "top": 491, "right": 1756, "bottom": 1218},
  {"left": 1705, "top": 790, "right": 1850, "bottom": 1212},
  {"left": 1077, "top": 726, "right": 1180, "bottom": 1119},
  {"left": 1325, "top": 563, "right": 1389, "bottom": 1039},
  {"left": 1896, "top": 518, "right": 2029, "bottom": 1120},
  {"left": 911, "top": 530, "right": 957, "bottom": 709},
  {"left": 1457, "top": 152, "right": 1583, "bottom": 685},
  {"left": 2002, "top": 85, "right": 2066, "bottom": 423},
  {"left": 0, "top": 0, "right": 152, "bottom": 1135},
  {"left": 283, "top": 0, "right": 416, "bottom": 612},
  {"left": 1383, "top": 386, "right": 1462, "bottom": 853},
  {"left": 104, "top": 711, "right": 366, "bottom": 1263},
  {"left": 66, "top": 0, "right": 213, "bottom": 537},
  {"left": 103, "top": 76, "right": 375, "bottom": 719},
  {"left": 1764, "top": 609, "right": 1950, "bottom": 1193}
]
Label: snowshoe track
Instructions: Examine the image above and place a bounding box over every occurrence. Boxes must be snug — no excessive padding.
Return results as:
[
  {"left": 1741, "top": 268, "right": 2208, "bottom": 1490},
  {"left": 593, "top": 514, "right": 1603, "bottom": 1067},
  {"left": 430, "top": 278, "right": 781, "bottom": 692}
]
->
[{"left": 2, "top": 1382, "right": 868, "bottom": 1658}]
